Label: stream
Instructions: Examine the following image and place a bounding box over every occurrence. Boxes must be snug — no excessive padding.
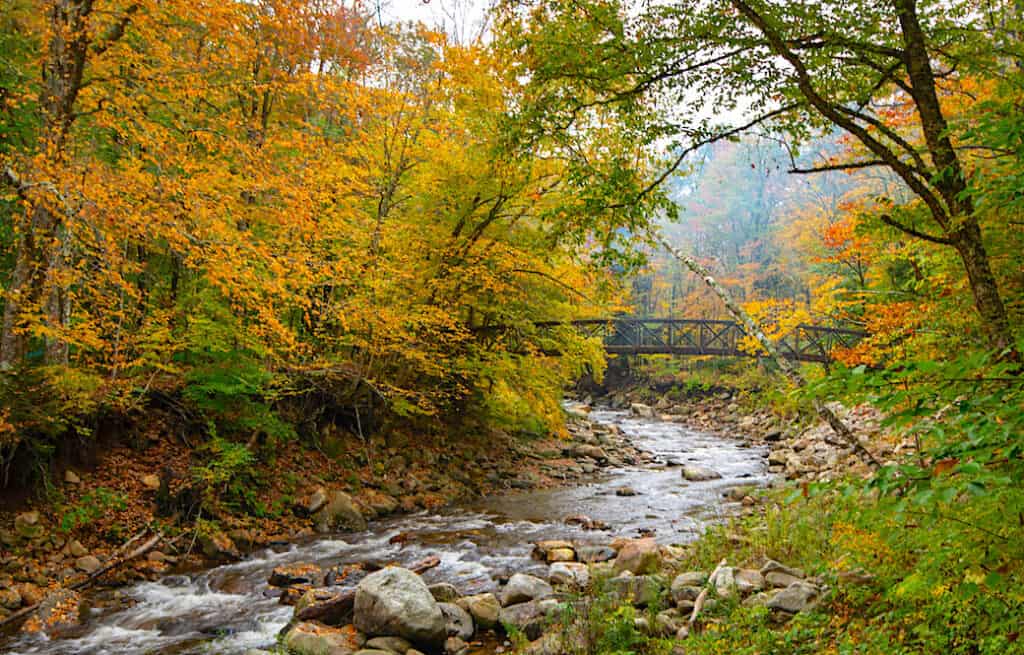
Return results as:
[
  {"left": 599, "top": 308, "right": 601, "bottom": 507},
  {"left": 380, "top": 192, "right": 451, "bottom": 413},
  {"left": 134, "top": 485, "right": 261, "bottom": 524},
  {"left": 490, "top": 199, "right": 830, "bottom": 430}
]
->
[{"left": 5, "top": 408, "right": 768, "bottom": 655}]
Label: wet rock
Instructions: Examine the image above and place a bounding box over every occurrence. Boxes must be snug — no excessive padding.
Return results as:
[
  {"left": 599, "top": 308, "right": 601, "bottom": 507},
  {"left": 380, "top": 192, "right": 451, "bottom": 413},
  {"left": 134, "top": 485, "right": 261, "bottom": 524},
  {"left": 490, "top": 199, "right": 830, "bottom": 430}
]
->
[
  {"left": 499, "top": 573, "right": 553, "bottom": 606},
  {"left": 439, "top": 602, "right": 474, "bottom": 640},
  {"left": 199, "top": 530, "right": 240, "bottom": 561},
  {"left": 354, "top": 567, "right": 446, "bottom": 647},
  {"left": 269, "top": 562, "right": 322, "bottom": 587},
  {"left": 681, "top": 465, "right": 722, "bottom": 482},
  {"left": 314, "top": 490, "right": 368, "bottom": 533},
  {"left": 14, "top": 512, "right": 42, "bottom": 540},
  {"left": 455, "top": 593, "right": 500, "bottom": 629},
  {"left": 75, "top": 555, "right": 102, "bottom": 574},
  {"left": 364, "top": 636, "right": 412, "bottom": 654},
  {"left": 613, "top": 538, "right": 660, "bottom": 575},
  {"left": 284, "top": 621, "right": 365, "bottom": 655},
  {"left": 429, "top": 582, "right": 460, "bottom": 603},
  {"left": 548, "top": 562, "right": 590, "bottom": 589},
  {"left": 767, "top": 581, "right": 820, "bottom": 615},
  {"left": 576, "top": 545, "right": 616, "bottom": 563},
  {"left": 630, "top": 403, "right": 656, "bottom": 418}
]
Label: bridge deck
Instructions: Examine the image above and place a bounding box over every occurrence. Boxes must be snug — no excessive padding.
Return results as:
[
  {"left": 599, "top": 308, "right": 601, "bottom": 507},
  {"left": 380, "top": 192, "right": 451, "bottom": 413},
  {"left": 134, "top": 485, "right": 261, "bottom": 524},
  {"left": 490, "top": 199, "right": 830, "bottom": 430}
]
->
[{"left": 480, "top": 318, "right": 865, "bottom": 364}]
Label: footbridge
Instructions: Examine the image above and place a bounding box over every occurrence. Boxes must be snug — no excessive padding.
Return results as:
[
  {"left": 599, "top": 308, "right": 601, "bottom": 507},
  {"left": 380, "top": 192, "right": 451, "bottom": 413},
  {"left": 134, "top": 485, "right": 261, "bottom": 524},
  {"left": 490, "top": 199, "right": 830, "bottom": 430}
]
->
[{"left": 479, "top": 317, "right": 866, "bottom": 364}]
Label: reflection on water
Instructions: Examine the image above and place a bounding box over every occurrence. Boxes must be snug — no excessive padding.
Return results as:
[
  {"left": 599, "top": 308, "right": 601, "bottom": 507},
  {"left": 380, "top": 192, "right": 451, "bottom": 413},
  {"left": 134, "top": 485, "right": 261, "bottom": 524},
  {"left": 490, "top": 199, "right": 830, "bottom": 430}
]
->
[{"left": 5, "top": 409, "right": 766, "bottom": 655}]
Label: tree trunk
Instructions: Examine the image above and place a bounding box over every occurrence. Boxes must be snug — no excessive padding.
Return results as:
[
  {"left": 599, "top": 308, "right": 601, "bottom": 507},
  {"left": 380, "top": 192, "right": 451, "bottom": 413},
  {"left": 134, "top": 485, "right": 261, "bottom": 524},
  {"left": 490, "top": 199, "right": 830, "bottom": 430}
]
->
[
  {"left": 659, "top": 237, "right": 881, "bottom": 469},
  {"left": 951, "top": 220, "right": 1017, "bottom": 356}
]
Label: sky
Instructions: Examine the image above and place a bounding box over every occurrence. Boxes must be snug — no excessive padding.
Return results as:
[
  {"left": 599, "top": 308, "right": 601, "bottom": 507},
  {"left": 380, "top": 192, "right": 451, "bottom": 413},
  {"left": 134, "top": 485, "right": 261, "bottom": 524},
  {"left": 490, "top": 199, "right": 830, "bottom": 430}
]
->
[{"left": 378, "top": 0, "right": 490, "bottom": 42}]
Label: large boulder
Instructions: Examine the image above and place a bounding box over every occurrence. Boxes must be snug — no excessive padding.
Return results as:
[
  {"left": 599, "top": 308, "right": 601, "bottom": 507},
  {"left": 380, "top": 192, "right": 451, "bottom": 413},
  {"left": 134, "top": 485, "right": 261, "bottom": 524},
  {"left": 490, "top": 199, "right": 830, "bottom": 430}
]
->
[
  {"left": 353, "top": 568, "right": 446, "bottom": 647},
  {"left": 455, "top": 593, "right": 500, "bottom": 629},
  {"left": 314, "top": 490, "right": 368, "bottom": 533},
  {"left": 612, "top": 538, "right": 661, "bottom": 575},
  {"left": 284, "top": 622, "right": 365, "bottom": 655},
  {"left": 499, "top": 573, "right": 553, "bottom": 606}
]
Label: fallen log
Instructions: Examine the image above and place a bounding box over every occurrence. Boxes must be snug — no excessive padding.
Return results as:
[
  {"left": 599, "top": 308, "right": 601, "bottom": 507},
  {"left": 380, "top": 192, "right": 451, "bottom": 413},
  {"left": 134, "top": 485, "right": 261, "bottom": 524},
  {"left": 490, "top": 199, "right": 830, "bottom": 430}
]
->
[{"left": 0, "top": 529, "right": 163, "bottom": 629}]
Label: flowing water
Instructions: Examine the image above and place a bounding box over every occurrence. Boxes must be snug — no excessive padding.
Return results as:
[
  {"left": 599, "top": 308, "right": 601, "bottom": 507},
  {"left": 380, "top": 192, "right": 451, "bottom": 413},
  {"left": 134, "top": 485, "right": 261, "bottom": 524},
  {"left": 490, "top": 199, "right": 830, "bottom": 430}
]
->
[{"left": 4, "top": 408, "right": 767, "bottom": 655}]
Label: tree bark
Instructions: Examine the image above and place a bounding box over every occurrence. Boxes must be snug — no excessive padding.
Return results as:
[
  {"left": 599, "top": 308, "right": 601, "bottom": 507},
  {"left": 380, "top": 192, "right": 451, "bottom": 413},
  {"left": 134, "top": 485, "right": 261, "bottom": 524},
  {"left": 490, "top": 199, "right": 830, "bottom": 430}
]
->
[{"left": 659, "top": 237, "right": 881, "bottom": 469}]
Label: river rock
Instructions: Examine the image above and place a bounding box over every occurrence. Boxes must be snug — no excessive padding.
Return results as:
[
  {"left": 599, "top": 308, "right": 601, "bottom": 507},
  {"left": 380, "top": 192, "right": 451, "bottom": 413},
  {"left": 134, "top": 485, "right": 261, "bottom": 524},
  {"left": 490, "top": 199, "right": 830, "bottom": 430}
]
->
[
  {"left": 270, "top": 562, "right": 322, "bottom": 587},
  {"left": 499, "top": 573, "right": 553, "bottom": 606},
  {"left": 630, "top": 403, "right": 656, "bottom": 418},
  {"left": 455, "top": 593, "right": 500, "bottom": 629},
  {"left": 546, "top": 547, "right": 575, "bottom": 563},
  {"left": 497, "top": 601, "right": 546, "bottom": 640},
  {"left": 573, "top": 444, "right": 608, "bottom": 461},
  {"left": 576, "top": 545, "right": 617, "bottom": 563},
  {"left": 285, "top": 622, "right": 365, "bottom": 655},
  {"left": 670, "top": 572, "right": 706, "bottom": 604},
  {"left": 75, "top": 555, "right": 102, "bottom": 574},
  {"left": 767, "top": 581, "right": 820, "bottom": 614},
  {"left": 0, "top": 587, "right": 22, "bottom": 610},
  {"left": 439, "top": 602, "right": 474, "bottom": 640},
  {"left": 735, "top": 569, "right": 765, "bottom": 594},
  {"left": 353, "top": 567, "right": 446, "bottom": 647},
  {"left": 14, "top": 511, "right": 42, "bottom": 540},
  {"left": 444, "top": 636, "right": 468, "bottom": 655},
  {"left": 681, "top": 465, "right": 722, "bottom": 481},
  {"left": 429, "top": 583, "right": 460, "bottom": 603},
  {"left": 615, "top": 486, "right": 639, "bottom": 496},
  {"left": 548, "top": 562, "right": 590, "bottom": 589},
  {"left": 314, "top": 490, "right": 368, "bottom": 533},
  {"left": 33, "top": 589, "right": 84, "bottom": 636},
  {"left": 610, "top": 572, "right": 664, "bottom": 607},
  {"left": 613, "top": 538, "right": 660, "bottom": 575},
  {"left": 765, "top": 571, "right": 804, "bottom": 588},
  {"left": 761, "top": 560, "right": 805, "bottom": 579},
  {"left": 364, "top": 636, "right": 412, "bottom": 654},
  {"left": 199, "top": 530, "right": 240, "bottom": 561}
]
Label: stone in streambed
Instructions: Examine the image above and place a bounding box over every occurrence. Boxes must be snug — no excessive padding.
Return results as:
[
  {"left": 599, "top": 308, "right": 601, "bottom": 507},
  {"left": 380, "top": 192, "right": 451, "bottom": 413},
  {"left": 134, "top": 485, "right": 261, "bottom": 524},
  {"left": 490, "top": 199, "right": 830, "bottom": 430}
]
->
[
  {"left": 429, "top": 582, "right": 460, "bottom": 603},
  {"left": 576, "top": 545, "right": 616, "bottom": 563},
  {"left": 364, "top": 636, "right": 412, "bottom": 654},
  {"left": 353, "top": 567, "right": 446, "bottom": 647},
  {"left": 548, "top": 562, "right": 590, "bottom": 589},
  {"left": 681, "top": 465, "right": 722, "bottom": 482},
  {"left": 499, "top": 573, "right": 553, "bottom": 606},
  {"left": 313, "top": 490, "right": 368, "bottom": 533},
  {"left": 455, "top": 593, "right": 500, "bottom": 629},
  {"left": 438, "top": 602, "right": 474, "bottom": 640},
  {"left": 613, "top": 538, "right": 660, "bottom": 575},
  {"left": 284, "top": 622, "right": 365, "bottom": 655}
]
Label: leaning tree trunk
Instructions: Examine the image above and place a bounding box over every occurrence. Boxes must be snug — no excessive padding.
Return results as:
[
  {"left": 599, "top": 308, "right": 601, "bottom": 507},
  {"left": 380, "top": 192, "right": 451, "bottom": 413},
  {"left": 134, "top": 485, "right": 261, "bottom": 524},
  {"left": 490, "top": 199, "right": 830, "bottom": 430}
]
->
[{"left": 658, "top": 237, "right": 881, "bottom": 469}]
